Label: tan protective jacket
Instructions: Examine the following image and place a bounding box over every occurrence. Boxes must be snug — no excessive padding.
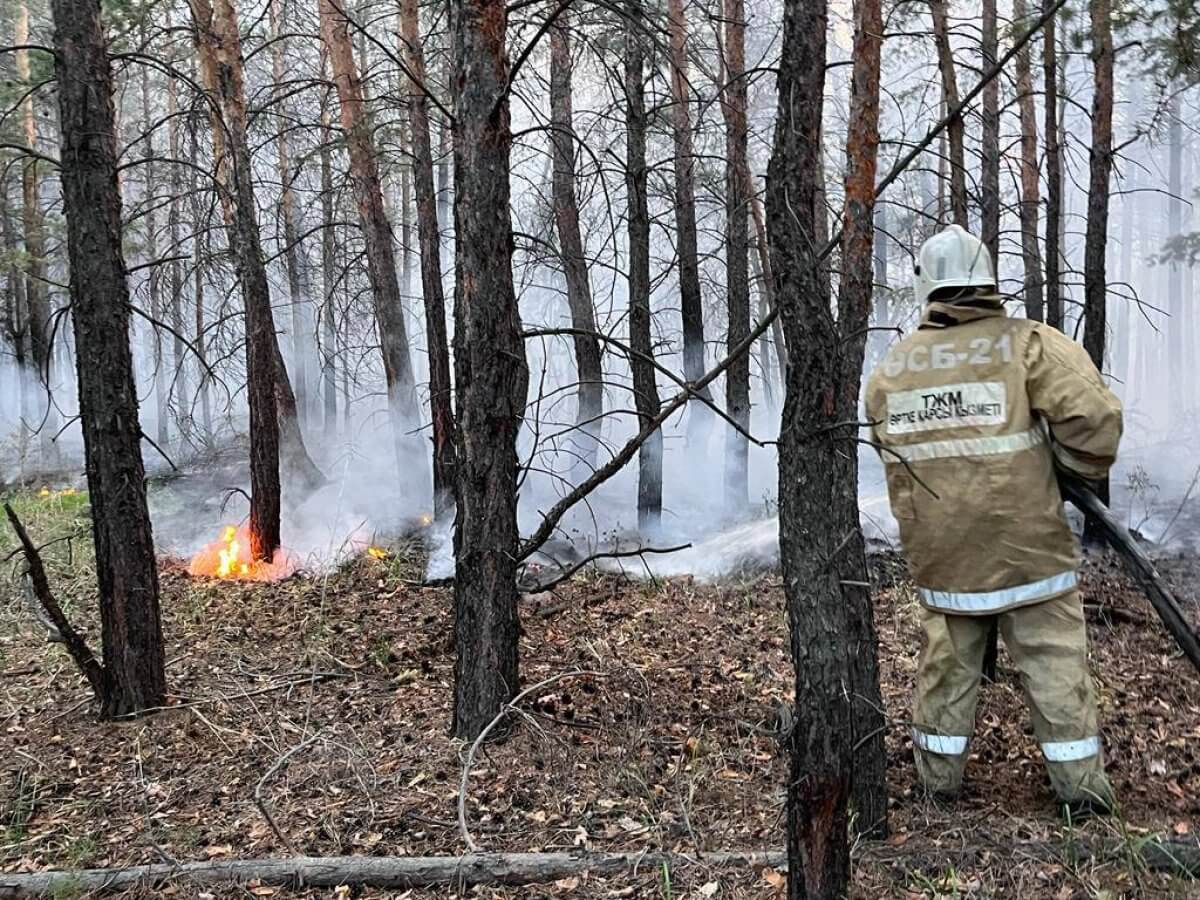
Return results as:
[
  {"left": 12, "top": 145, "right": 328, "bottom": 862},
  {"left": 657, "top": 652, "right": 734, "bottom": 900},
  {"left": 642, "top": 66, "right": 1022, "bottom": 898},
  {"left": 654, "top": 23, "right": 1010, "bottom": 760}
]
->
[{"left": 865, "top": 298, "right": 1123, "bottom": 615}]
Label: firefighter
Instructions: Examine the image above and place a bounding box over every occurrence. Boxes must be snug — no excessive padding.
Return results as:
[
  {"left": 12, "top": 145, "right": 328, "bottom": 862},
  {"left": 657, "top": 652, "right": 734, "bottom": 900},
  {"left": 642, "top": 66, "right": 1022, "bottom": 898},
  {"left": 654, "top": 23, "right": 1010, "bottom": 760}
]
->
[{"left": 864, "top": 225, "right": 1123, "bottom": 817}]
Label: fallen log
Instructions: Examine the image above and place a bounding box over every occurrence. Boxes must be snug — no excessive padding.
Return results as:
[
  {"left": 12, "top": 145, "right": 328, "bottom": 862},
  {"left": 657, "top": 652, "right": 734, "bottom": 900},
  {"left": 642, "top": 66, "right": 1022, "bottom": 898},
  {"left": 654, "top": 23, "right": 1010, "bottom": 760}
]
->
[
  {"left": 0, "top": 850, "right": 785, "bottom": 897},
  {"left": 2, "top": 835, "right": 1197, "bottom": 897},
  {"left": 1061, "top": 476, "right": 1200, "bottom": 674}
]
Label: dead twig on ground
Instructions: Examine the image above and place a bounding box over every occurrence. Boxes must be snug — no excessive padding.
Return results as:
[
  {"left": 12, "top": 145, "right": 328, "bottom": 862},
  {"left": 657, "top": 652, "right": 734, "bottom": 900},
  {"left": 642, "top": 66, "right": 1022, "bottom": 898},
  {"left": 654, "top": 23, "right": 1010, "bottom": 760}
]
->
[
  {"left": 254, "top": 734, "right": 323, "bottom": 853},
  {"left": 521, "top": 544, "right": 691, "bottom": 594},
  {"left": 3, "top": 504, "right": 106, "bottom": 706},
  {"left": 458, "top": 670, "right": 604, "bottom": 852}
]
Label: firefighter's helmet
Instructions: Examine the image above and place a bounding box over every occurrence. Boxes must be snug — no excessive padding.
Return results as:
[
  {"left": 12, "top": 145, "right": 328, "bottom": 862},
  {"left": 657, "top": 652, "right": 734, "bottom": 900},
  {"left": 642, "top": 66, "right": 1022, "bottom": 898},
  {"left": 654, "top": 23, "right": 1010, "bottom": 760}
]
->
[{"left": 914, "top": 225, "right": 996, "bottom": 305}]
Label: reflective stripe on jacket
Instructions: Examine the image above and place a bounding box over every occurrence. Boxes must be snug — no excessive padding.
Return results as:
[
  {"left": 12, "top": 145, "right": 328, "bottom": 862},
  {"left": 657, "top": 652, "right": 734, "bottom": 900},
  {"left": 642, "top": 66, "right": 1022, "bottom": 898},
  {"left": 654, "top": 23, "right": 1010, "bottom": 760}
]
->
[{"left": 864, "top": 298, "right": 1123, "bottom": 614}]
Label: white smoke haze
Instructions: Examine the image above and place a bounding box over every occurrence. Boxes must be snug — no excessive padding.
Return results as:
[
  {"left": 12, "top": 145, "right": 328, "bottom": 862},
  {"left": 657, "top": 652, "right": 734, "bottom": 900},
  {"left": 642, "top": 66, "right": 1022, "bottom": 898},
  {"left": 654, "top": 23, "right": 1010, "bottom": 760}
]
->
[{"left": 1, "top": 0, "right": 1196, "bottom": 583}]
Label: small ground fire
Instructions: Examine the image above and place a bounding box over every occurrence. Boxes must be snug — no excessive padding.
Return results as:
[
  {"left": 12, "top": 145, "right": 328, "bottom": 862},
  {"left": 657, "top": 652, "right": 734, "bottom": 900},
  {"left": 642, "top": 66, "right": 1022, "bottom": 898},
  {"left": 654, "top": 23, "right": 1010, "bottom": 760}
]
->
[{"left": 188, "top": 525, "right": 295, "bottom": 581}]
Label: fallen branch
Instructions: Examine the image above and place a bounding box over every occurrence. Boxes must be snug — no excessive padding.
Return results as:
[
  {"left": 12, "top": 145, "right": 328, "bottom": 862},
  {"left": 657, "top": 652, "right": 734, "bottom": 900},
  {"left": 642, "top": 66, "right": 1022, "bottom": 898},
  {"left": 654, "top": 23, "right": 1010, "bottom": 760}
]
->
[
  {"left": 3, "top": 504, "right": 106, "bottom": 705},
  {"left": 520, "top": 543, "right": 692, "bottom": 594},
  {"left": 2, "top": 834, "right": 1198, "bottom": 897},
  {"left": 0, "top": 850, "right": 785, "bottom": 898},
  {"left": 459, "top": 670, "right": 603, "bottom": 852}
]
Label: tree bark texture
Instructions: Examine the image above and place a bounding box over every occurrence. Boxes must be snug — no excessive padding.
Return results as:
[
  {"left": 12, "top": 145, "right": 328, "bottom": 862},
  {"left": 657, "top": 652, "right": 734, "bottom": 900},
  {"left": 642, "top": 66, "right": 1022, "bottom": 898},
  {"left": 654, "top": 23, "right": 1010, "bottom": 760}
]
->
[
  {"left": 722, "top": 0, "right": 751, "bottom": 516},
  {"left": 189, "top": 0, "right": 283, "bottom": 560},
  {"left": 401, "top": 0, "right": 458, "bottom": 517},
  {"left": 980, "top": 0, "right": 1000, "bottom": 262},
  {"left": 767, "top": 0, "right": 856, "bottom": 894},
  {"left": 549, "top": 13, "right": 604, "bottom": 477},
  {"left": 624, "top": 0, "right": 663, "bottom": 536},
  {"left": 50, "top": 0, "right": 167, "bottom": 718},
  {"left": 836, "top": 0, "right": 888, "bottom": 840},
  {"left": 930, "top": 0, "right": 968, "bottom": 228},
  {"left": 1044, "top": 1, "right": 1063, "bottom": 330},
  {"left": 319, "top": 0, "right": 425, "bottom": 482},
  {"left": 667, "top": 0, "right": 714, "bottom": 447},
  {"left": 450, "top": 0, "right": 529, "bottom": 740},
  {"left": 1083, "top": 0, "right": 1113, "bottom": 375},
  {"left": 1014, "top": 0, "right": 1045, "bottom": 322}
]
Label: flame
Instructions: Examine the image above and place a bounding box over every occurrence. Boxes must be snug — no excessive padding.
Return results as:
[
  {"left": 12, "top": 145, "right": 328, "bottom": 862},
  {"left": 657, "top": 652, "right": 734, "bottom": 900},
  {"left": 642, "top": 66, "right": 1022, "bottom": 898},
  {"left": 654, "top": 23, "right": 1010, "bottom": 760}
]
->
[
  {"left": 38, "top": 486, "right": 50, "bottom": 497},
  {"left": 39, "top": 486, "right": 80, "bottom": 500},
  {"left": 188, "top": 525, "right": 295, "bottom": 581},
  {"left": 366, "top": 546, "right": 389, "bottom": 560},
  {"left": 418, "top": 513, "right": 434, "bottom": 528}
]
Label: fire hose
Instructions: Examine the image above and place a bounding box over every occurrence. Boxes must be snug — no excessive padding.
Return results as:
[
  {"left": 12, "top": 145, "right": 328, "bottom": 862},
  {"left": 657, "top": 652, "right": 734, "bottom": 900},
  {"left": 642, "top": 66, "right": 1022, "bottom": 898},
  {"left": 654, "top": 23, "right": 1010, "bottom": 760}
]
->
[{"left": 1058, "top": 475, "right": 1200, "bottom": 675}]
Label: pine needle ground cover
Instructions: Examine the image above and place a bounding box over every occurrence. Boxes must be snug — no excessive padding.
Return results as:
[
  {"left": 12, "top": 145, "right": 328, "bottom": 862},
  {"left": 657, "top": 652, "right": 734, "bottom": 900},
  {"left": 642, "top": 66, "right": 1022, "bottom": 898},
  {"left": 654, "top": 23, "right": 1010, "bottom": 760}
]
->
[{"left": 0, "top": 489, "right": 1197, "bottom": 898}]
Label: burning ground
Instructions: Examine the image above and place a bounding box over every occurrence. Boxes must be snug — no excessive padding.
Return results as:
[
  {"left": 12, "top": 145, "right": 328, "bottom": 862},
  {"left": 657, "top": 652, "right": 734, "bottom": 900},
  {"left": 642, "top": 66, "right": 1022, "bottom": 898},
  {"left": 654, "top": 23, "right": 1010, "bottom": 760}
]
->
[{"left": 0, "top": 489, "right": 1199, "bottom": 898}]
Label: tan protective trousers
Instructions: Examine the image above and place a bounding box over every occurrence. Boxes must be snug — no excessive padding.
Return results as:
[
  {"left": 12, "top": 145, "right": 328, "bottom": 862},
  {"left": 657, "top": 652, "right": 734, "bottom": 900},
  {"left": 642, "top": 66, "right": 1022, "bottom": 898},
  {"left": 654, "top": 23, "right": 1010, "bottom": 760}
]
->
[{"left": 912, "top": 589, "right": 1114, "bottom": 806}]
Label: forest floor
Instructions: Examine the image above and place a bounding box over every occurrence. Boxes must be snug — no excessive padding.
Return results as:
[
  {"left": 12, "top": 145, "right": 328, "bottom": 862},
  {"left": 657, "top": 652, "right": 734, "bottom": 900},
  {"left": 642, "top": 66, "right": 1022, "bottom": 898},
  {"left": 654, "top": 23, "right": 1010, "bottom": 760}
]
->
[{"left": 1, "top": 488, "right": 1199, "bottom": 898}]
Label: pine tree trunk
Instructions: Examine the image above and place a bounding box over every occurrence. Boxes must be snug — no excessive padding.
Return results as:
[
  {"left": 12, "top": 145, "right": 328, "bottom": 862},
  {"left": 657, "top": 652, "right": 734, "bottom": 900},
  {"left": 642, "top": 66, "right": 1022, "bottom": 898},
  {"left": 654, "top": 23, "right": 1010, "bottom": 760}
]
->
[
  {"left": 768, "top": 0, "right": 857, "bottom": 893},
  {"left": 980, "top": 0, "right": 1000, "bottom": 261},
  {"left": 319, "top": 0, "right": 425, "bottom": 492},
  {"left": 271, "top": 0, "right": 312, "bottom": 428},
  {"left": 140, "top": 52, "right": 170, "bottom": 450},
  {"left": 666, "top": 0, "right": 714, "bottom": 447},
  {"left": 751, "top": 193, "right": 788, "bottom": 386},
  {"left": 450, "top": 0, "right": 528, "bottom": 740},
  {"left": 1014, "top": 0, "right": 1045, "bottom": 322},
  {"left": 837, "top": 0, "right": 888, "bottom": 841},
  {"left": 319, "top": 78, "right": 339, "bottom": 436},
  {"left": 189, "top": 128, "right": 213, "bottom": 444},
  {"left": 49, "top": 0, "right": 166, "bottom": 718},
  {"left": 930, "top": 0, "right": 967, "bottom": 228},
  {"left": 624, "top": 0, "right": 663, "bottom": 536},
  {"left": 1, "top": 178, "right": 31, "bottom": 438},
  {"left": 189, "top": 0, "right": 283, "bottom": 560},
  {"left": 1081, "top": 0, "right": 1112, "bottom": 542},
  {"left": 16, "top": 0, "right": 57, "bottom": 468},
  {"left": 166, "top": 74, "right": 191, "bottom": 444},
  {"left": 1044, "top": 1, "right": 1063, "bottom": 330},
  {"left": 401, "top": 0, "right": 457, "bottom": 516},
  {"left": 549, "top": 12, "right": 604, "bottom": 477},
  {"left": 722, "top": 0, "right": 751, "bottom": 517},
  {"left": 1167, "top": 98, "right": 1183, "bottom": 416}
]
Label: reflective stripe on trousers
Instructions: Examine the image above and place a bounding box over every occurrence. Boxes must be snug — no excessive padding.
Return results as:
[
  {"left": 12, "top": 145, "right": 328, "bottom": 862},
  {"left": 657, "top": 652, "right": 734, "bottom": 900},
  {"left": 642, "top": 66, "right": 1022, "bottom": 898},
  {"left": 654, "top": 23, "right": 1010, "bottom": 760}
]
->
[
  {"left": 912, "top": 728, "right": 968, "bottom": 756},
  {"left": 920, "top": 570, "right": 1078, "bottom": 613},
  {"left": 1042, "top": 736, "right": 1101, "bottom": 762}
]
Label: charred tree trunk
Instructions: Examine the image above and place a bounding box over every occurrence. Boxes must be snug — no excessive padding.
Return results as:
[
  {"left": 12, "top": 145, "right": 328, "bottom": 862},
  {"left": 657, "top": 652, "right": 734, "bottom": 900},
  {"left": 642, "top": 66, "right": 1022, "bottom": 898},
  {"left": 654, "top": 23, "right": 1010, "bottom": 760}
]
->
[
  {"left": 930, "top": 0, "right": 967, "bottom": 228},
  {"left": 16, "top": 1, "right": 56, "bottom": 467},
  {"left": 319, "top": 0, "right": 425, "bottom": 490},
  {"left": 837, "top": 0, "right": 888, "bottom": 840},
  {"left": 450, "top": 0, "right": 528, "bottom": 740},
  {"left": 319, "top": 75, "right": 339, "bottom": 435},
  {"left": 768, "top": 0, "right": 857, "bottom": 893},
  {"left": 1044, "top": 1, "right": 1063, "bottom": 330},
  {"left": 624, "top": 0, "right": 663, "bottom": 536},
  {"left": 549, "top": 12, "right": 603, "bottom": 477},
  {"left": 271, "top": 0, "right": 312, "bottom": 428},
  {"left": 980, "top": 0, "right": 1000, "bottom": 262},
  {"left": 401, "top": 0, "right": 458, "bottom": 516},
  {"left": 49, "top": 0, "right": 166, "bottom": 718},
  {"left": 1014, "top": 0, "right": 1044, "bottom": 322},
  {"left": 666, "top": 0, "right": 714, "bottom": 447},
  {"left": 722, "top": 0, "right": 751, "bottom": 517},
  {"left": 189, "top": 0, "right": 283, "bottom": 560}
]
